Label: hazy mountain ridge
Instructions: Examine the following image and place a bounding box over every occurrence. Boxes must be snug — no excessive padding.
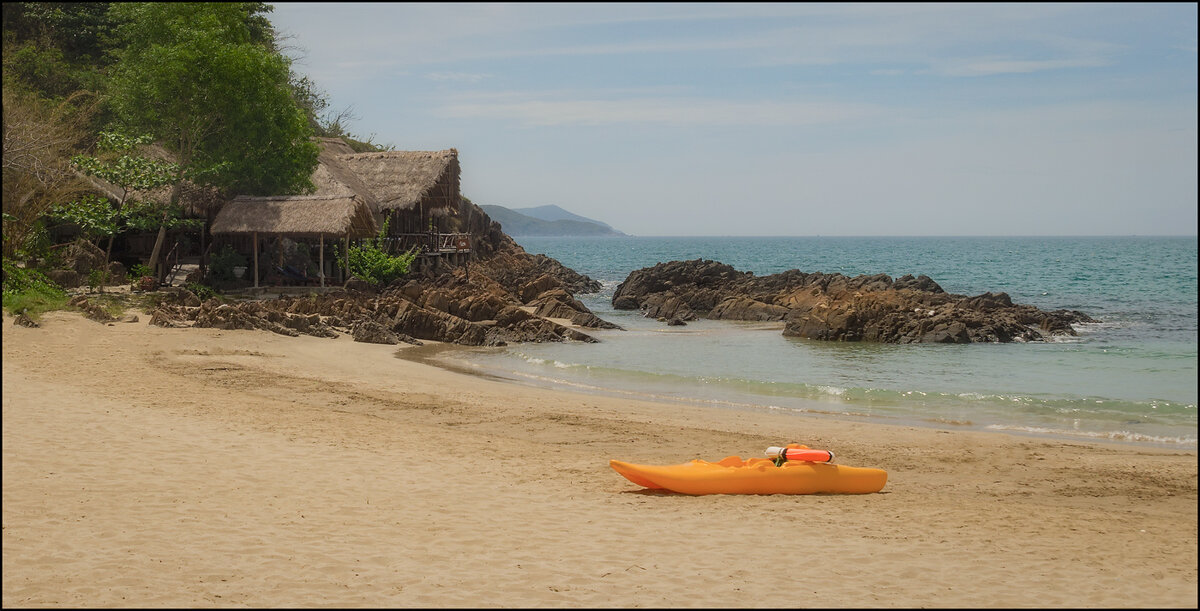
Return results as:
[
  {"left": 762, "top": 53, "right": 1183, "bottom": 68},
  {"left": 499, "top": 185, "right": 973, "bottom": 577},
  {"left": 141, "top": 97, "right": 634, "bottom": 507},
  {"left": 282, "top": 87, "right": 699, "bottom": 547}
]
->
[{"left": 481, "top": 204, "right": 626, "bottom": 237}]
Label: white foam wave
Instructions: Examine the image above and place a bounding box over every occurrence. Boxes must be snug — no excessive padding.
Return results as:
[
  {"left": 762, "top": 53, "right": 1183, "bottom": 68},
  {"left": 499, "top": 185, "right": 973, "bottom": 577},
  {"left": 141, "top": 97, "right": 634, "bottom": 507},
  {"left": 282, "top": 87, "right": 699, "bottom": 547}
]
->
[
  {"left": 815, "top": 385, "right": 847, "bottom": 397},
  {"left": 984, "top": 424, "right": 1197, "bottom": 447}
]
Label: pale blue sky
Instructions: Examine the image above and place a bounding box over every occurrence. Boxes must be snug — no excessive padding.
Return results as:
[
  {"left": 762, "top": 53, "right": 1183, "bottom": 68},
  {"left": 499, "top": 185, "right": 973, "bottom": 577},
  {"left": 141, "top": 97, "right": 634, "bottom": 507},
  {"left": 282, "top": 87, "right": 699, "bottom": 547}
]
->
[{"left": 270, "top": 2, "right": 1197, "bottom": 236}]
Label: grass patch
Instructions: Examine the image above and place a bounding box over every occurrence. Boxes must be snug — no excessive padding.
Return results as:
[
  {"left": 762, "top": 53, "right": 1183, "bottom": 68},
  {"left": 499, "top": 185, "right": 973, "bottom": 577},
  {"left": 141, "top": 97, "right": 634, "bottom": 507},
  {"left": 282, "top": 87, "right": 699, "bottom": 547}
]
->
[{"left": 2, "top": 261, "right": 69, "bottom": 320}]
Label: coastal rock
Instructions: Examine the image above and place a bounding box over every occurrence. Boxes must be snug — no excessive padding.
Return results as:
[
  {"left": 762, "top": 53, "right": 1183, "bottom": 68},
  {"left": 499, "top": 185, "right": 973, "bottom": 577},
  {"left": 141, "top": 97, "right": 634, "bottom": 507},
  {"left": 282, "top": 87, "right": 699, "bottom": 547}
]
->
[
  {"left": 67, "top": 296, "right": 115, "bottom": 323},
  {"left": 709, "top": 296, "right": 789, "bottom": 321},
  {"left": 160, "top": 287, "right": 202, "bottom": 308},
  {"left": 47, "top": 269, "right": 80, "bottom": 289},
  {"left": 518, "top": 274, "right": 562, "bottom": 303},
  {"left": 351, "top": 319, "right": 400, "bottom": 345},
  {"left": 62, "top": 239, "right": 107, "bottom": 276},
  {"left": 14, "top": 312, "right": 39, "bottom": 327},
  {"left": 149, "top": 306, "right": 185, "bottom": 328},
  {"left": 613, "top": 259, "right": 1096, "bottom": 344}
]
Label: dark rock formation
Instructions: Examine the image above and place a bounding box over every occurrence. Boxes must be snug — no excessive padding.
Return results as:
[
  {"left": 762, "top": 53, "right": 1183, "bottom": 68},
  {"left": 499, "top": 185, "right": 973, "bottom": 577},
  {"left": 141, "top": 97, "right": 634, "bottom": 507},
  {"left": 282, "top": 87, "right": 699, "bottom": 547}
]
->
[
  {"left": 67, "top": 295, "right": 115, "bottom": 323},
  {"left": 612, "top": 259, "right": 1096, "bottom": 344},
  {"left": 352, "top": 319, "right": 404, "bottom": 345}
]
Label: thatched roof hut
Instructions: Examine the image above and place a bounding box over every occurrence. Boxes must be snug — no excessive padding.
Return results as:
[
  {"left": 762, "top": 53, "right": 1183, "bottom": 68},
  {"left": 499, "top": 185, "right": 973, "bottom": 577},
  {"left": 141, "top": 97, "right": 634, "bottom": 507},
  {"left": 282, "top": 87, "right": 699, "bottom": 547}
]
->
[
  {"left": 336, "top": 149, "right": 460, "bottom": 213},
  {"left": 210, "top": 194, "right": 377, "bottom": 239}
]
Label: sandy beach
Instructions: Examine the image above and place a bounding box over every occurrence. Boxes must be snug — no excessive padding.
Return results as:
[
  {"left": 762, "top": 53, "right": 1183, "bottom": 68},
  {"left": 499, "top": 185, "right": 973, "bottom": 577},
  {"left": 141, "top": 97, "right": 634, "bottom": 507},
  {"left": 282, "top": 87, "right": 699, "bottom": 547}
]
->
[{"left": 3, "top": 310, "right": 1196, "bottom": 608}]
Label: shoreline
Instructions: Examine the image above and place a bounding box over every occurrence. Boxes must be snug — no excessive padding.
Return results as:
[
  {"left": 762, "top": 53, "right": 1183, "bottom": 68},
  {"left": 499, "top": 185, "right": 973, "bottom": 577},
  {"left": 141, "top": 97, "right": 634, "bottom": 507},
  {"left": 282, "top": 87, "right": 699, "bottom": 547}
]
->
[
  {"left": 403, "top": 331, "right": 1198, "bottom": 451},
  {"left": 4, "top": 311, "right": 1197, "bottom": 607}
]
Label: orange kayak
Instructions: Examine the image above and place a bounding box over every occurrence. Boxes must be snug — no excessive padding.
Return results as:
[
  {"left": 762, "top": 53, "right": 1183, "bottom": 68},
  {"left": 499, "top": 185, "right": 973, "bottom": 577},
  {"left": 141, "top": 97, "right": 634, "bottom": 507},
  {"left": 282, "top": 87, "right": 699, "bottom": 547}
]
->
[{"left": 610, "top": 455, "right": 887, "bottom": 495}]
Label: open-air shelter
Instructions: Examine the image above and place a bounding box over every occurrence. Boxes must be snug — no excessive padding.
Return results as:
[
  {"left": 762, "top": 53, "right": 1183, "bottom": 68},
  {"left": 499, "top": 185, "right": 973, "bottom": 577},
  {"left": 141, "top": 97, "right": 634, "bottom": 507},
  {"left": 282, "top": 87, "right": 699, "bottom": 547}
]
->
[{"left": 209, "top": 193, "right": 378, "bottom": 288}]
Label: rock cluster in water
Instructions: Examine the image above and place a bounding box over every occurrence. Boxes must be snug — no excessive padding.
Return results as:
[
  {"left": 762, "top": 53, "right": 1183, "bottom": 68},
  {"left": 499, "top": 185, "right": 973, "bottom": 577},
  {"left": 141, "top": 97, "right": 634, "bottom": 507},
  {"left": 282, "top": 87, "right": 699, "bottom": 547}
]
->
[{"left": 612, "top": 259, "right": 1096, "bottom": 343}]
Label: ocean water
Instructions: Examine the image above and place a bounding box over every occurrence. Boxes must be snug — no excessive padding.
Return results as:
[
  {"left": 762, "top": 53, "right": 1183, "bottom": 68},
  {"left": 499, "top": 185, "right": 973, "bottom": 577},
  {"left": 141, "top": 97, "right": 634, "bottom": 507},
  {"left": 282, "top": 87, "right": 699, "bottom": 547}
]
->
[{"left": 429, "top": 236, "right": 1198, "bottom": 448}]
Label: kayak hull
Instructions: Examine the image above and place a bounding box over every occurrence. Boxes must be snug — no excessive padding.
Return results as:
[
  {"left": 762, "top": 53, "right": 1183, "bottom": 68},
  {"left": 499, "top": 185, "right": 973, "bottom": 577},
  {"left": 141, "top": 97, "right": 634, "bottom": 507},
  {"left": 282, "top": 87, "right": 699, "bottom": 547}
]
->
[{"left": 610, "top": 456, "right": 887, "bottom": 495}]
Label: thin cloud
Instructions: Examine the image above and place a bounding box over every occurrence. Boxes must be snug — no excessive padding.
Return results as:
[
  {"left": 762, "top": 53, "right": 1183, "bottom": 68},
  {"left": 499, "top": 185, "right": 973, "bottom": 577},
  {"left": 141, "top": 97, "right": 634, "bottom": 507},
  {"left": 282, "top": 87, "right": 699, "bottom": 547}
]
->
[
  {"left": 934, "top": 56, "right": 1111, "bottom": 77},
  {"left": 425, "top": 72, "right": 491, "bottom": 83},
  {"left": 437, "top": 95, "right": 882, "bottom": 127}
]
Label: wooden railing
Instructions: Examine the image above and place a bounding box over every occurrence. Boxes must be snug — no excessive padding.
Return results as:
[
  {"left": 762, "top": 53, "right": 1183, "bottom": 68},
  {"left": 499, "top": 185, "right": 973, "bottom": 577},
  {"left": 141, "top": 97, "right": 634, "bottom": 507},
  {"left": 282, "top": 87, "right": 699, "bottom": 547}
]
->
[{"left": 380, "top": 233, "right": 472, "bottom": 255}]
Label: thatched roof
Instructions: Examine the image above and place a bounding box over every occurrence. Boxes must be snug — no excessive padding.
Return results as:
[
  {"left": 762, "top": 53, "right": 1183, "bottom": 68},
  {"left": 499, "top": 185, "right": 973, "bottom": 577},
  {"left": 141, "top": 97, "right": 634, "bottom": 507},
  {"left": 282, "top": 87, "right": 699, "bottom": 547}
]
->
[
  {"left": 336, "top": 150, "right": 459, "bottom": 212},
  {"left": 311, "top": 145, "right": 380, "bottom": 210},
  {"left": 210, "top": 194, "right": 377, "bottom": 238}
]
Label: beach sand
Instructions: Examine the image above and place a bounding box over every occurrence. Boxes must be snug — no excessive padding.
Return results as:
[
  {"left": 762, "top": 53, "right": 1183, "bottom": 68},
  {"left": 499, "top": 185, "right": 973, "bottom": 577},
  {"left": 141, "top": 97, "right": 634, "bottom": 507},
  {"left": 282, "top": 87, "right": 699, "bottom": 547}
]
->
[{"left": 3, "top": 310, "right": 1196, "bottom": 608}]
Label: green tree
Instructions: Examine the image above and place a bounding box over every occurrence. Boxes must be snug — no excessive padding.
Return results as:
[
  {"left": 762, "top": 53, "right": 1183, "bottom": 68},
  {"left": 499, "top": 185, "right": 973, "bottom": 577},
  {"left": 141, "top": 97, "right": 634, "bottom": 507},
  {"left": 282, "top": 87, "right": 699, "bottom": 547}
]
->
[
  {"left": 105, "top": 2, "right": 319, "bottom": 277},
  {"left": 2, "top": 2, "right": 113, "bottom": 102},
  {"left": 68, "top": 131, "right": 178, "bottom": 264}
]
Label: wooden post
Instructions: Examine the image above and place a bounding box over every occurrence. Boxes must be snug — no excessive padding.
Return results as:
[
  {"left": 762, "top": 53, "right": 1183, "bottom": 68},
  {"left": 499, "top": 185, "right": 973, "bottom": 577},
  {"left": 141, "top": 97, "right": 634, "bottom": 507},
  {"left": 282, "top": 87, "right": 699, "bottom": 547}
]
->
[
  {"left": 319, "top": 234, "right": 325, "bottom": 288},
  {"left": 344, "top": 233, "right": 350, "bottom": 283},
  {"left": 198, "top": 211, "right": 206, "bottom": 280},
  {"left": 253, "top": 231, "right": 259, "bottom": 288}
]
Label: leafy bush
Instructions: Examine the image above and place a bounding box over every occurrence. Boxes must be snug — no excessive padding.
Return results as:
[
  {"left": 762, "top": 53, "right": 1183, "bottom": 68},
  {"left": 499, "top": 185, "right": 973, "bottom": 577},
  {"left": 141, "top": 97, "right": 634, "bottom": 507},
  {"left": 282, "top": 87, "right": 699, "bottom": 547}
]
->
[
  {"left": 345, "top": 244, "right": 417, "bottom": 287},
  {"left": 87, "top": 268, "right": 108, "bottom": 292},
  {"left": 338, "top": 220, "right": 417, "bottom": 286},
  {"left": 208, "top": 245, "right": 246, "bottom": 281},
  {"left": 2, "top": 259, "right": 68, "bottom": 317},
  {"left": 185, "top": 281, "right": 217, "bottom": 301},
  {"left": 129, "top": 263, "right": 153, "bottom": 279}
]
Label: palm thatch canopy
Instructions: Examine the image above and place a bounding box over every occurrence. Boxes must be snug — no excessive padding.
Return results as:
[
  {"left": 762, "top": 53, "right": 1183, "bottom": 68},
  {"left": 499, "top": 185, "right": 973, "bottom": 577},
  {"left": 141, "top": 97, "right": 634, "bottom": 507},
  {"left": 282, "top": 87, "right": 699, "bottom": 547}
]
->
[
  {"left": 210, "top": 194, "right": 377, "bottom": 238},
  {"left": 336, "top": 149, "right": 459, "bottom": 213}
]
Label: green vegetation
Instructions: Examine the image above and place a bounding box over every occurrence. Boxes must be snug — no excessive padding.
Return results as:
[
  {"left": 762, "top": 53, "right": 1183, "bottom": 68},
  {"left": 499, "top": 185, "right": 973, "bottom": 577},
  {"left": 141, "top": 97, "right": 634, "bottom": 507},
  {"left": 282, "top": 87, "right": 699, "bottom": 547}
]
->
[
  {"left": 2, "top": 2, "right": 397, "bottom": 321},
  {"left": 2, "top": 2, "right": 384, "bottom": 298},
  {"left": 185, "top": 281, "right": 218, "bottom": 302},
  {"left": 2, "top": 260, "right": 68, "bottom": 318},
  {"left": 106, "top": 3, "right": 319, "bottom": 197},
  {"left": 207, "top": 245, "right": 247, "bottom": 282},
  {"left": 67, "top": 131, "right": 179, "bottom": 261},
  {"left": 339, "top": 220, "right": 418, "bottom": 287}
]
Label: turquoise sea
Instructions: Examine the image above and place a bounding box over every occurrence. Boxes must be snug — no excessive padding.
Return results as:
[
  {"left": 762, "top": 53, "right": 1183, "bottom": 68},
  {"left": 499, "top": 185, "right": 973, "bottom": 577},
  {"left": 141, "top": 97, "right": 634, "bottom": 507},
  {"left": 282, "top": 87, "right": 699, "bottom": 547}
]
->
[{"left": 429, "top": 236, "right": 1198, "bottom": 448}]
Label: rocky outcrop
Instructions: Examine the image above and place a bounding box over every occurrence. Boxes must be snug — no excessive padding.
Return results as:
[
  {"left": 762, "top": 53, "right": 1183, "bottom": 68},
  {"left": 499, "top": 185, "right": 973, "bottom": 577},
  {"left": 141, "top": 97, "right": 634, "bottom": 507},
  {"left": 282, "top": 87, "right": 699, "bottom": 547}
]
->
[
  {"left": 612, "top": 259, "right": 1096, "bottom": 344},
  {"left": 67, "top": 295, "right": 115, "bottom": 323},
  {"left": 168, "top": 263, "right": 607, "bottom": 346}
]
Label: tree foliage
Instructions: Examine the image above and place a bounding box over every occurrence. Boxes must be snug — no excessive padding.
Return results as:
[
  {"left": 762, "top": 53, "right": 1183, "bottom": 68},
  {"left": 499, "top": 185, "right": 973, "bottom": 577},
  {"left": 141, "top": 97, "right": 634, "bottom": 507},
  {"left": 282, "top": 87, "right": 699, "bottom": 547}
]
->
[
  {"left": 1, "top": 2, "right": 113, "bottom": 102},
  {"left": 71, "top": 132, "right": 178, "bottom": 193},
  {"left": 57, "top": 131, "right": 181, "bottom": 266},
  {"left": 105, "top": 2, "right": 318, "bottom": 196},
  {"left": 1, "top": 88, "right": 97, "bottom": 259}
]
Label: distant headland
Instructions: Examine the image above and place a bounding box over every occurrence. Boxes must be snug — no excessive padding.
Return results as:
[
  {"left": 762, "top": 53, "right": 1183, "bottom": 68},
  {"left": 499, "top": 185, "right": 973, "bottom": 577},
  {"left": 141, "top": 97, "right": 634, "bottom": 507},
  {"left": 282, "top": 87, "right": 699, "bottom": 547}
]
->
[{"left": 480, "top": 204, "right": 626, "bottom": 237}]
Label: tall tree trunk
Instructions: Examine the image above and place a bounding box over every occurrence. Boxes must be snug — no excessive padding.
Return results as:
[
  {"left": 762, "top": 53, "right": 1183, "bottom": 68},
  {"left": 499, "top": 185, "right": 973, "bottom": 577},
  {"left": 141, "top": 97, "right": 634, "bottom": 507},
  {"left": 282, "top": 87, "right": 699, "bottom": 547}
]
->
[
  {"left": 148, "top": 222, "right": 168, "bottom": 281},
  {"left": 150, "top": 173, "right": 185, "bottom": 282}
]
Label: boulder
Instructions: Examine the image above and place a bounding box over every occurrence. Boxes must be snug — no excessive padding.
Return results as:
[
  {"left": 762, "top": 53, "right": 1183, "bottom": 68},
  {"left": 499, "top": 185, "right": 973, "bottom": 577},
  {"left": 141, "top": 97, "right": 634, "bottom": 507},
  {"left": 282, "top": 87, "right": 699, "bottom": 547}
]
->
[{"left": 352, "top": 319, "right": 400, "bottom": 344}]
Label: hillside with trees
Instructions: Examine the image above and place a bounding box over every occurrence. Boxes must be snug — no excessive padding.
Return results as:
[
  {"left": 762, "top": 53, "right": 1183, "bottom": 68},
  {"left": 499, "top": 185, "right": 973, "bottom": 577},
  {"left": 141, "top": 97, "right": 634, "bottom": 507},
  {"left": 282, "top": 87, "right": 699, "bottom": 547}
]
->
[{"left": 2, "top": 2, "right": 388, "bottom": 311}]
